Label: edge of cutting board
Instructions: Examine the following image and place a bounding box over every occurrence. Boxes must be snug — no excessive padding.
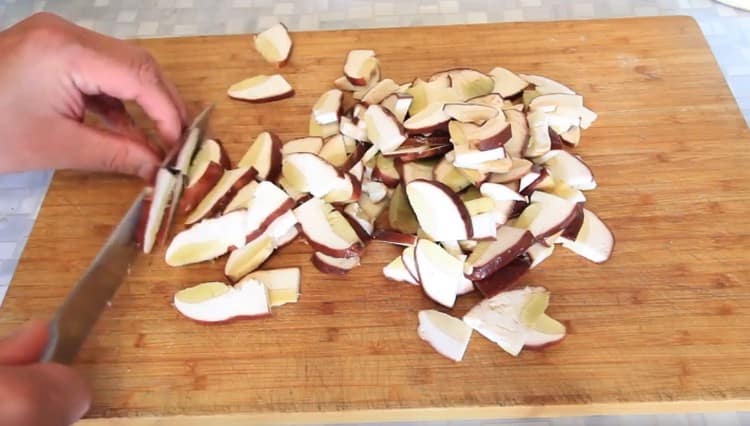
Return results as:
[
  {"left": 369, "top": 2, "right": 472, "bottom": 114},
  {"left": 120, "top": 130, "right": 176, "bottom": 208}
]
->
[{"left": 80, "top": 399, "right": 750, "bottom": 425}]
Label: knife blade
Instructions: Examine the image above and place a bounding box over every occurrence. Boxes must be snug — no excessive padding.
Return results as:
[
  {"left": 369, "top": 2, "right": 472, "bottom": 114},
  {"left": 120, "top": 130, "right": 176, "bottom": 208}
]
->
[{"left": 40, "top": 189, "right": 146, "bottom": 364}]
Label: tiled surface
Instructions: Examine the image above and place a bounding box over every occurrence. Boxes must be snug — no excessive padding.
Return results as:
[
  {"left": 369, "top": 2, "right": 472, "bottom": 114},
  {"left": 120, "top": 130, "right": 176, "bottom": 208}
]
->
[
  {"left": 0, "top": 170, "right": 51, "bottom": 288},
  {"left": 0, "top": 0, "right": 749, "bottom": 424}
]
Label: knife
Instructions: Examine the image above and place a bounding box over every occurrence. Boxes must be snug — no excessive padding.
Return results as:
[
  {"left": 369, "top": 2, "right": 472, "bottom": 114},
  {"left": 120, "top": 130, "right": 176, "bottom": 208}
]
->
[
  {"left": 40, "top": 104, "right": 214, "bottom": 364},
  {"left": 40, "top": 189, "right": 146, "bottom": 364}
]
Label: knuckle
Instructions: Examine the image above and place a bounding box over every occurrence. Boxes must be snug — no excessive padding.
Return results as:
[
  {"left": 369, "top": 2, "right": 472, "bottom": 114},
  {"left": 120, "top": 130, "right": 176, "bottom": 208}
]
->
[
  {"left": 27, "top": 11, "right": 62, "bottom": 26},
  {"left": 105, "top": 143, "right": 134, "bottom": 174},
  {"left": 132, "top": 50, "right": 161, "bottom": 86},
  {"left": 22, "top": 13, "right": 70, "bottom": 47}
]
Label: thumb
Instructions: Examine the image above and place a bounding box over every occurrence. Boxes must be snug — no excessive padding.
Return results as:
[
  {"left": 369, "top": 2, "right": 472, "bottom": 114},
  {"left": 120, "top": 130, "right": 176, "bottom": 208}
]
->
[
  {"left": 0, "top": 363, "right": 92, "bottom": 426},
  {"left": 0, "top": 321, "right": 49, "bottom": 365},
  {"left": 0, "top": 322, "right": 92, "bottom": 425},
  {"left": 58, "top": 120, "right": 162, "bottom": 181}
]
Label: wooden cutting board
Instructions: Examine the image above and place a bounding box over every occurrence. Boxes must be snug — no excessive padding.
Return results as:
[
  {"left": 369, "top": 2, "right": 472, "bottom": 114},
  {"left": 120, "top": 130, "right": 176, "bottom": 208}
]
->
[{"left": 1, "top": 16, "right": 750, "bottom": 424}]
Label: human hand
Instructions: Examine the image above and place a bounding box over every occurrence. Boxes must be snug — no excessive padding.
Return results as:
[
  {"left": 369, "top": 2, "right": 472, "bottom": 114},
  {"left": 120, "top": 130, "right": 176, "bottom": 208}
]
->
[
  {"left": 0, "top": 321, "right": 91, "bottom": 426},
  {"left": 0, "top": 12, "right": 188, "bottom": 181}
]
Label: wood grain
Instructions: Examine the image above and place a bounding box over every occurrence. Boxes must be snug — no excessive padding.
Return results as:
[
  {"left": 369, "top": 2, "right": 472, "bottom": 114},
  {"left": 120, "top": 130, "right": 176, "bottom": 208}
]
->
[{"left": 2, "top": 17, "right": 750, "bottom": 423}]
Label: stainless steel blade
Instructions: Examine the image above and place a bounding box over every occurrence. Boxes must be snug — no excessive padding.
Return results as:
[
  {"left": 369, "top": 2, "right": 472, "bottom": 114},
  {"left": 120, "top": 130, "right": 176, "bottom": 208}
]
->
[
  {"left": 40, "top": 190, "right": 146, "bottom": 364},
  {"left": 158, "top": 104, "right": 214, "bottom": 170},
  {"left": 187, "top": 103, "right": 214, "bottom": 136}
]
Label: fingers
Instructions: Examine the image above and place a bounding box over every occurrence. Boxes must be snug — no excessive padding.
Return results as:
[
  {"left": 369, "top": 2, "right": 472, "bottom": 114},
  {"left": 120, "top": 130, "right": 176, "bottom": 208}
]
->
[
  {"left": 0, "top": 363, "right": 91, "bottom": 426},
  {"left": 0, "top": 321, "right": 49, "bottom": 365},
  {"left": 56, "top": 120, "right": 162, "bottom": 181},
  {"left": 19, "top": 13, "right": 189, "bottom": 153},
  {"left": 69, "top": 39, "right": 188, "bottom": 146},
  {"left": 162, "top": 77, "right": 189, "bottom": 127},
  {"left": 84, "top": 95, "right": 165, "bottom": 157}
]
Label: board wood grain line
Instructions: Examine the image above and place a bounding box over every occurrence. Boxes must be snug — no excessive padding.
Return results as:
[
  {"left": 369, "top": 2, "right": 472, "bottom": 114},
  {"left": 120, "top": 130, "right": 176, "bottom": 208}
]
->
[{"left": 1, "top": 16, "right": 750, "bottom": 422}]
